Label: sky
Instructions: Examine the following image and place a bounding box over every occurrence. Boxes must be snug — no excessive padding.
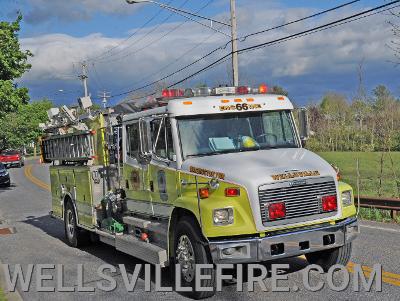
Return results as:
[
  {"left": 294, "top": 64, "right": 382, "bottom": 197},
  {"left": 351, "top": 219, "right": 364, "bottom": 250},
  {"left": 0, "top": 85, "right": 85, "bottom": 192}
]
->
[{"left": 1, "top": 0, "right": 399, "bottom": 107}]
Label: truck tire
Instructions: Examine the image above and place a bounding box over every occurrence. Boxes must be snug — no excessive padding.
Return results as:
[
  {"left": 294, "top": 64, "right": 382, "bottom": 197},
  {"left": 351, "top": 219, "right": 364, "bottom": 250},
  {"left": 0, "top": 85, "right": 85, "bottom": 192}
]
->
[
  {"left": 64, "top": 202, "right": 90, "bottom": 248},
  {"left": 305, "top": 242, "right": 352, "bottom": 272},
  {"left": 173, "top": 216, "right": 215, "bottom": 299}
]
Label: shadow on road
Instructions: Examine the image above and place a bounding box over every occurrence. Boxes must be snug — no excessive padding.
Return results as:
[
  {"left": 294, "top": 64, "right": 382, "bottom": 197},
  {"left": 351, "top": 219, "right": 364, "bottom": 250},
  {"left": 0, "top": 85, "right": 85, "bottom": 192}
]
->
[
  {"left": 23, "top": 214, "right": 309, "bottom": 294},
  {"left": 0, "top": 183, "right": 17, "bottom": 194}
]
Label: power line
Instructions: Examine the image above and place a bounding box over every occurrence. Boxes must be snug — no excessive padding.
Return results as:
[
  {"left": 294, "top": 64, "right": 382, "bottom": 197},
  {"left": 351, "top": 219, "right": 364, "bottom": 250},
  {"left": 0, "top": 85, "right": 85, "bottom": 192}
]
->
[
  {"left": 87, "top": 0, "right": 174, "bottom": 62},
  {"left": 96, "top": 0, "right": 215, "bottom": 64},
  {"left": 166, "top": 1, "right": 400, "bottom": 89},
  {"left": 89, "top": 63, "right": 105, "bottom": 90},
  {"left": 239, "top": 0, "right": 361, "bottom": 42},
  {"left": 238, "top": 0, "right": 400, "bottom": 54},
  {"left": 119, "top": 23, "right": 226, "bottom": 92},
  {"left": 110, "top": 0, "right": 362, "bottom": 97},
  {"left": 91, "top": 0, "right": 192, "bottom": 63},
  {"left": 112, "top": 44, "right": 230, "bottom": 97}
]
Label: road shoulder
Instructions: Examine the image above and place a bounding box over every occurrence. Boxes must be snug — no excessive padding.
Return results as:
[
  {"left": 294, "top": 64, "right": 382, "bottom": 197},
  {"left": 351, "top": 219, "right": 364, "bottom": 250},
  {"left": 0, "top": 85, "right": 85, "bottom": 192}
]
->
[{"left": 0, "top": 259, "right": 23, "bottom": 301}]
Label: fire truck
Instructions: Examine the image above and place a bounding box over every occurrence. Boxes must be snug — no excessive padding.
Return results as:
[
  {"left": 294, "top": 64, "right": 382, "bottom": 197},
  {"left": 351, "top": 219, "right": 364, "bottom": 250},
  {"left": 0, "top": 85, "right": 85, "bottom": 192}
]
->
[{"left": 40, "top": 85, "right": 359, "bottom": 298}]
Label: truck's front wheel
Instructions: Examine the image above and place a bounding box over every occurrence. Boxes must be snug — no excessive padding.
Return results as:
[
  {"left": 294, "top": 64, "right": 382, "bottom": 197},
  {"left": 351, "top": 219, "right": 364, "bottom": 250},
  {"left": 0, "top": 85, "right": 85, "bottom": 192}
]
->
[
  {"left": 305, "top": 242, "right": 352, "bottom": 272},
  {"left": 173, "top": 216, "right": 215, "bottom": 299}
]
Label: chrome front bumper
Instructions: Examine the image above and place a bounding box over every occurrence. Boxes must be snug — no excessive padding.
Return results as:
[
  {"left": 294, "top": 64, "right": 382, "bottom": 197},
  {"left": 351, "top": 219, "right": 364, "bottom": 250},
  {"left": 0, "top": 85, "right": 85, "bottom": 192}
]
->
[{"left": 209, "top": 218, "right": 359, "bottom": 264}]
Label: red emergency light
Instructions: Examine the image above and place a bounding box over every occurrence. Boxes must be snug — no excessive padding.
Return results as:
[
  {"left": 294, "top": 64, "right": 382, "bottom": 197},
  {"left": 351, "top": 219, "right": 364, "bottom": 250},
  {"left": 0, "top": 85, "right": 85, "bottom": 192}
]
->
[
  {"left": 268, "top": 202, "right": 286, "bottom": 220},
  {"left": 225, "top": 187, "right": 240, "bottom": 197},
  {"left": 236, "top": 86, "right": 251, "bottom": 95},
  {"left": 162, "top": 89, "right": 184, "bottom": 98},
  {"left": 259, "top": 84, "right": 268, "bottom": 94},
  {"left": 321, "top": 195, "right": 337, "bottom": 212}
]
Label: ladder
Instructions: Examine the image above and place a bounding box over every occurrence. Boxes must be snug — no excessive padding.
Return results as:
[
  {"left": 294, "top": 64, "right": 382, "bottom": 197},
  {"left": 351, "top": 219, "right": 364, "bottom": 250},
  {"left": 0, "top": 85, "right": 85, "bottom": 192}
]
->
[{"left": 42, "top": 131, "right": 96, "bottom": 162}]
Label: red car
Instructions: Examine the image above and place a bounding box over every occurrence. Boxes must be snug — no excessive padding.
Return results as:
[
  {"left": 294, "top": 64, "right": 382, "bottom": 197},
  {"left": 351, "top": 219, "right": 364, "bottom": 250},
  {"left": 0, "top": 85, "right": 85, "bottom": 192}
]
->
[{"left": 0, "top": 150, "right": 25, "bottom": 168}]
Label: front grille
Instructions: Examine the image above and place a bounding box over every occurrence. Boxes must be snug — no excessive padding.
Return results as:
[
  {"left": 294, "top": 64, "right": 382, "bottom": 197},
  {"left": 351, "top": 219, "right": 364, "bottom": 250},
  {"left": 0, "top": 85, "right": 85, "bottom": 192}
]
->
[{"left": 259, "top": 177, "right": 337, "bottom": 224}]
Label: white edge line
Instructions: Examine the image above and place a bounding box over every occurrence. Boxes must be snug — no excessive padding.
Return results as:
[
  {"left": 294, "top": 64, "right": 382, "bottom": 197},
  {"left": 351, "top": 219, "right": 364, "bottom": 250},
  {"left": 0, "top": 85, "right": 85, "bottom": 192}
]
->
[{"left": 360, "top": 224, "right": 400, "bottom": 233}]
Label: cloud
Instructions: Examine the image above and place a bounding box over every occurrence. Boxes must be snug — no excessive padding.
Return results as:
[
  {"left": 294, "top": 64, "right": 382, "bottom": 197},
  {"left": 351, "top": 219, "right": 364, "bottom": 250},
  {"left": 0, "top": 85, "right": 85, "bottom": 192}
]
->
[
  {"left": 25, "top": 0, "right": 140, "bottom": 24},
  {"left": 20, "top": 2, "right": 399, "bottom": 104}
]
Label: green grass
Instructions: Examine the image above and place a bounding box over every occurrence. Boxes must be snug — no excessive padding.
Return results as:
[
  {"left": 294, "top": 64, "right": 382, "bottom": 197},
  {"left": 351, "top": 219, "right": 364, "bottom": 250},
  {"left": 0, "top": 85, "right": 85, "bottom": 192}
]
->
[
  {"left": 358, "top": 207, "right": 393, "bottom": 223},
  {"left": 0, "top": 288, "right": 6, "bottom": 301},
  {"left": 318, "top": 152, "right": 400, "bottom": 198}
]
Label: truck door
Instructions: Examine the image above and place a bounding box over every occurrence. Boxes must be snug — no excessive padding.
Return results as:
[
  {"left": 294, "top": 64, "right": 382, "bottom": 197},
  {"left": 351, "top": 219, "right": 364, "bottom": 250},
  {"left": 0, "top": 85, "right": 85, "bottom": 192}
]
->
[
  {"left": 149, "top": 117, "right": 178, "bottom": 217},
  {"left": 123, "top": 119, "right": 153, "bottom": 215}
]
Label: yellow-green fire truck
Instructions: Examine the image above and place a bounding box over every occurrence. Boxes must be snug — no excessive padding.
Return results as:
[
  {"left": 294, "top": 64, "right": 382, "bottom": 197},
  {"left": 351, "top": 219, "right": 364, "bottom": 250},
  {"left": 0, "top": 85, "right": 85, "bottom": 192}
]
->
[{"left": 41, "top": 86, "right": 359, "bottom": 298}]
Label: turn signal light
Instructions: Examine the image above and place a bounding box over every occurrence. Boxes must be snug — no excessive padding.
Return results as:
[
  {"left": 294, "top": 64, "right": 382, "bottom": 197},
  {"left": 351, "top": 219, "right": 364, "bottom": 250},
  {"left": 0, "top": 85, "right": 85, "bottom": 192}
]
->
[
  {"left": 268, "top": 202, "right": 286, "bottom": 220},
  {"left": 198, "top": 187, "right": 209, "bottom": 199},
  {"left": 321, "top": 195, "right": 338, "bottom": 212},
  {"left": 225, "top": 188, "right": 240, "bottom": 197}
]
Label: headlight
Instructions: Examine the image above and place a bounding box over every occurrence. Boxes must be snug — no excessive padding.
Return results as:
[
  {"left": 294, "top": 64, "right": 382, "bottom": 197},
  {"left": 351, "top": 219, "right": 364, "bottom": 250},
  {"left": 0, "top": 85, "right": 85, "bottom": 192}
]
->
[
  {"left": 213, "top": 208, "right": 234, "bottom": 225},
  {"left": 341, "top": 190, "right": 352, "bottom": 207}
]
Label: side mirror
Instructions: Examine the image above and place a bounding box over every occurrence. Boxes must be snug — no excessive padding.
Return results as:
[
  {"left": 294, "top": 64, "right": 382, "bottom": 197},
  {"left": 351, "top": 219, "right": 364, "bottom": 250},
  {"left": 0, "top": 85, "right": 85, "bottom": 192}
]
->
[
  {"left": 297, "top": 108, "right": 310, "bottom": 147},
  {"left": 137, "top": 152, "right": 152, "bottom": 165}
]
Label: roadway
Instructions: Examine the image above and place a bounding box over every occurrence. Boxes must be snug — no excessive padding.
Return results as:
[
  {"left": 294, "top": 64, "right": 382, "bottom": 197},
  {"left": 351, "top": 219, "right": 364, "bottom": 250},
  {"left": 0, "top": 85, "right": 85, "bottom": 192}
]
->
[{"left": 0, "top": 159, "right": 399, "bottom": 300}]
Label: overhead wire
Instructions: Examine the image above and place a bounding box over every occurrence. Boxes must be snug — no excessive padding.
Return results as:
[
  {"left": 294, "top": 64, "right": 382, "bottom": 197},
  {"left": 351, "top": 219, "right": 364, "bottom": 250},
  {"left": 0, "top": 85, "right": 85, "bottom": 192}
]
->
[
  {"left": 91, "top": 0, "right": 193, "bottom": 63},
  {"left": 87, "top": 0, "right": 175, "bottom": 62},
  {"left": 110, "top": 0, "right": 364, "bottom": 97},
  {"left": 95, "top": 0, "right": 214, "bottom": 64},
  {"left": 165, "top": 1, "right": 400, "bottom": 89},
  {"left": 118, "top": 23, "right": 227, "bottom": 92}
]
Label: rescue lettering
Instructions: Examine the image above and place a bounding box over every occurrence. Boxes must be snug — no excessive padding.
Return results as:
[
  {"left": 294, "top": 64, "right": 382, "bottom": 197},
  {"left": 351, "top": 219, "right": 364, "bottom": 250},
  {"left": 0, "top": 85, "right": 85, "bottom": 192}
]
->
[{"left": 189, "top": 166, "right": 225, "bottom": 180}]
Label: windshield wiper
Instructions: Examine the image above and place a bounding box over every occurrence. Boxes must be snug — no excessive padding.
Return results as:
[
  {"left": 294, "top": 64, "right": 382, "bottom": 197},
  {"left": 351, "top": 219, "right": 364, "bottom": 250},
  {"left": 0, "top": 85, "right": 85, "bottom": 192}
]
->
[
  {"left": 186, "top": 149, "right": 239, "bottom": 158},
  {"left": 259, "top": 144, "right": 298, "bottom": 150}
]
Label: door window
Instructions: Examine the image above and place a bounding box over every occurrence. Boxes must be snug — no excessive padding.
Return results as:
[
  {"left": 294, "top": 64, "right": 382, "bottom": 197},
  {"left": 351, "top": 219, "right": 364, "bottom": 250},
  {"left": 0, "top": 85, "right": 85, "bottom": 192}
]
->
[
  {"left": 126, "top": 123, "right": 139, "bottom": 159},
  {"left": 150, "top": 118, "right": 175, "bottom": 161}
]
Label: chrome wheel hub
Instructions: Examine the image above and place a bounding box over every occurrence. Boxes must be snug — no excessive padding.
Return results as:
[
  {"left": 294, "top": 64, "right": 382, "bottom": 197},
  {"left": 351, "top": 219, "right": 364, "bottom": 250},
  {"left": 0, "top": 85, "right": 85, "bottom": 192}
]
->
[
  {"left": 66, "top": 210, "right": 75, "bottom": 238},
  {"left": 176, "top": 235, "right": 195, "bottom": 282}
]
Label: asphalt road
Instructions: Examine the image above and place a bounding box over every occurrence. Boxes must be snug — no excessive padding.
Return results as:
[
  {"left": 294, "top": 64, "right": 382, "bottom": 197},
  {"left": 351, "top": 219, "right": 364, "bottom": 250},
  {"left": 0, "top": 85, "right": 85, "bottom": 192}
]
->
[{"left": 0, "top": 160, "right": 399, "bottom": 300}]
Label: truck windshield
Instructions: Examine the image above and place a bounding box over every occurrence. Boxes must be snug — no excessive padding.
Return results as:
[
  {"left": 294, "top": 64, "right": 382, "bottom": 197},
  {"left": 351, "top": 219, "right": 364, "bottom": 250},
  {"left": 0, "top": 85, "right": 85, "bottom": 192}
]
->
[{"left": 177, "top": 110, "right": 298, "bottom": 159}]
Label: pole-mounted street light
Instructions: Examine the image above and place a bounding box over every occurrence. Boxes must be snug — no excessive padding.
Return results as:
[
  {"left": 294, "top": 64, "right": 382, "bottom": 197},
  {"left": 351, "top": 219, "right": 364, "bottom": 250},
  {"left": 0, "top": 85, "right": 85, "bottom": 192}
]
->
[{"left": 125, "top": 0, "right": 239, "bottom": 86}]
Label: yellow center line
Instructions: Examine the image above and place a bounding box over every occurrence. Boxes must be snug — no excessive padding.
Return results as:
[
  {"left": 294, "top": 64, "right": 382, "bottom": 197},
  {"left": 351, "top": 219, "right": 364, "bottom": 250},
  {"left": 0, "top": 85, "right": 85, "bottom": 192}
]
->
[
  {"left": 299, "top": 256, "right": 400, "bottom": 287},
  {"left": 347, "top": 262, "right": 400, "bottom": 286},
  {"left": 24, "top": 165, "right": 50, "bottom": 191}
]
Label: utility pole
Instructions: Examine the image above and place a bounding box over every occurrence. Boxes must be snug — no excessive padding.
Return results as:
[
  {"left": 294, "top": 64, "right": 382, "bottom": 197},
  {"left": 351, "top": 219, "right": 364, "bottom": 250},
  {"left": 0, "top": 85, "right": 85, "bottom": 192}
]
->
[
  {"left": 99, "top": 91, "right": 111, "bottom": 109},
  {"left": 230, "top": 0, "right": 239, "bottom": 87},
  {"left": 78, "top": 62, "right": 89, "bottom": 97}
]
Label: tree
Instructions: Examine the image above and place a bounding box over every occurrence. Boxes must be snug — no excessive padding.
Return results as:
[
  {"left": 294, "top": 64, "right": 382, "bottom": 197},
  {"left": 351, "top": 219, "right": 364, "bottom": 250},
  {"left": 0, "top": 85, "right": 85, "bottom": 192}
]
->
[
  {"left": 270, "top": 85, "right": 289, "bottom": 96},
  {"left": 0, "top": 15, "right": 32, "bottom": 117},
  {"left": 0, "top": 99, "right": 53, "bottom": 150}
]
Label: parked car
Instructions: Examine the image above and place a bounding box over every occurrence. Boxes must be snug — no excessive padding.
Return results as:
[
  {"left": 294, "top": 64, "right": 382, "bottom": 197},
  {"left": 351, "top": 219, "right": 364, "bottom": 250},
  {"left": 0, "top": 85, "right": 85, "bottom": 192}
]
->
[
  {"left": 0, "top": 163, "right": 10, "bottom": 187},
  {"left": 0, "top": 150, "right": 25, "bottom": 168}
]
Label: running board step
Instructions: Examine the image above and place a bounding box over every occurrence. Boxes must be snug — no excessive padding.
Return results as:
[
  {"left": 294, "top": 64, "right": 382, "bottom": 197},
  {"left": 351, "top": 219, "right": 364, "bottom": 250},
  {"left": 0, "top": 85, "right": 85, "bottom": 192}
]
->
[
  {"left": 123, "top": 216, "right": 151, "bottom": 228},
  {"left": 123, "top": 216, "right": 168, "bottom": 235},
  {"left": 115, "top": 235, "right": 168, "bottom": 267}
]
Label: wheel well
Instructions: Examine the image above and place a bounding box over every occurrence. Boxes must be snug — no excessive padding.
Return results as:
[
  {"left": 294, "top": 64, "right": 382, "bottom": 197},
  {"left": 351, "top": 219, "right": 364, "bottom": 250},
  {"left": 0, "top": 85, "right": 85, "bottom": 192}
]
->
[
  {"left": 63, "top": 195, "right": 74, "bottom": 219},
  {"left": 168, "top": 208, "right": 204, "bottom": 257}
]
